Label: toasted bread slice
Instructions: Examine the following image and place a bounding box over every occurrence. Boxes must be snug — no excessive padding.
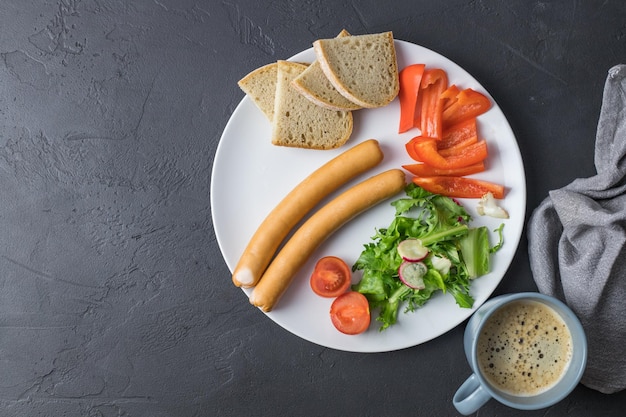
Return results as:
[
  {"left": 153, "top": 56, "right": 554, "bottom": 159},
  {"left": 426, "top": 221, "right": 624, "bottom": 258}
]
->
[
  {"left": 237, "top": 62, "right": 278, "bottom": 120},
  {"left": 313, "top": 31, "right": 399, "bottom": 108},
  {"left": 272, "top": 61, "right": 353, "bottom": 150},
  {"left": 291, "top": 30, "right": 362, "bottom": 111}
]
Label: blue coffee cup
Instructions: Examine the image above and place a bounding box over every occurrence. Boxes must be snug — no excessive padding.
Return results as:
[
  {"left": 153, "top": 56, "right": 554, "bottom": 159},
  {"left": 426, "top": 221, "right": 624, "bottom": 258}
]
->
[{"left": 453, "top": 292, "right": 587, "bottom": 415}]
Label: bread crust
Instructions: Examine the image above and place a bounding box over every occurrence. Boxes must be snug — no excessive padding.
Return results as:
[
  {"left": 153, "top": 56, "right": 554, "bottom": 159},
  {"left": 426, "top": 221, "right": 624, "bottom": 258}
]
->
[
  {"left": 237, "top": 62, "right": 278, "bottom": 120},
  {"left": 291, "top": 29, "right": 362, "bottom": 111},
  {"left": 313, "top": 31, "right": 399, "bottom": 108},
  {"left": 291, "top": 59, "right": 362, "bottom": 111}
]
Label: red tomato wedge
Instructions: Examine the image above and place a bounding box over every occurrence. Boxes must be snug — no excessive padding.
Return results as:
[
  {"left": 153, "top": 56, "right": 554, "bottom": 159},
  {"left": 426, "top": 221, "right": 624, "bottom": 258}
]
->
[
  {"left": 330, "top": 291, "right": 371, "bottom": 335},
  {"left": 412, "top": 176, "right": 505, "bottom": 199},
  {"left": 409, "top": 136, "right": 488, "bottom": 169},
  {"left": 418, "top": 69, "right": 448, "bottom": 140},
  {"left": 442, "top": 88, "right": 491, "bottom": 128},
  {"left": 402, "top": 162, "right": 485, "bottom": 177},
  {"left": 398, "top": 64, "right": 425, "bottom": 133},
  {"left": 310, "top": 256, "right": 352, "bottom": 298}
]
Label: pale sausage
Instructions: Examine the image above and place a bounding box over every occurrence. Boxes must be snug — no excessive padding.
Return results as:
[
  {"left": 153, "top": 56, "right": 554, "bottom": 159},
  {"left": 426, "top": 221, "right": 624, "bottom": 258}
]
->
[
  {"left": 249, "top": 169, "right": 406, "bottom": 312},
  {"left": 232, "top": 139, "right": 384, "bottom": 288}
]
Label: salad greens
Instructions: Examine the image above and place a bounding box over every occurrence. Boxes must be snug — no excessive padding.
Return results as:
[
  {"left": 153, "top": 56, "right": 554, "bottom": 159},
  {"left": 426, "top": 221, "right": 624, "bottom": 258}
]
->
[{"left": 352, "top": 183, "right": 503, "bottom": 331}]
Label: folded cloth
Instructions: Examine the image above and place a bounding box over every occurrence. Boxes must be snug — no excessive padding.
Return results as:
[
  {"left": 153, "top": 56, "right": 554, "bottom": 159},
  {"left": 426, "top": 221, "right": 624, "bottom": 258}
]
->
[{"left": 528, "top": 64, "right": 626, "bottom": 394}]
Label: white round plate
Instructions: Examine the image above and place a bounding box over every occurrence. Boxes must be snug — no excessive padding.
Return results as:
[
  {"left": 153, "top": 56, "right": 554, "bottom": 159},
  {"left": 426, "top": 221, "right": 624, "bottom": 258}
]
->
[{"left": 211, "top": 40, "right": 526, "bottom": 352}]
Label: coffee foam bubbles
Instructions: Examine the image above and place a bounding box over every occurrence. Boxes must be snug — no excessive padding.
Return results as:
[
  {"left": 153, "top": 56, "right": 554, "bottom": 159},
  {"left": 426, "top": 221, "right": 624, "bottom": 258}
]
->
[{"left": 477, "top": 300, "right": 573, "bottom": 397}]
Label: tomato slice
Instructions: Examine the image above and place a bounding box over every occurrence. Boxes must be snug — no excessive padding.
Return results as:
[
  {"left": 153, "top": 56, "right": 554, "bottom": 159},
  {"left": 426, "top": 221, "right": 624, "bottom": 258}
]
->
[
  {"left": 310, "top": 256, "right": 352, "bottom": 298},
  {"left": 412, "top": 176, "right": 505, "bottom": 199},
  {"left": 330, "top": 292, "right": 370, "bottom": 335}
]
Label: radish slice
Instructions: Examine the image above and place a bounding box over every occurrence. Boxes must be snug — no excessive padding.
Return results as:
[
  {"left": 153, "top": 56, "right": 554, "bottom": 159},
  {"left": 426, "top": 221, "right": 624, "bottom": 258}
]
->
[
  {"left": 398, "top": 261, "right": 427, "bottom": 289},
  {"left": 397, "top": 238, "right": 428, "bottom": 261}
]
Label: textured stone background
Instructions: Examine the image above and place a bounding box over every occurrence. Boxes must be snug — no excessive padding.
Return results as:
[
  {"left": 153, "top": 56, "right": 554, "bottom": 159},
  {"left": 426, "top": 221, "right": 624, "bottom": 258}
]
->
[{"left": 0, "top": 0, "right": 625, "bottom": 416}]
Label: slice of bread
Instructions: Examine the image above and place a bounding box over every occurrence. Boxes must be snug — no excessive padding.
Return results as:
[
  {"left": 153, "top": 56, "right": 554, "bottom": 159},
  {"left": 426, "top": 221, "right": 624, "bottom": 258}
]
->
[
  {"left": 237, "top": 62, "right": 278, "bottom": 121},
  {"left": 291, "top": 30, "right": 362, "bottom": 111},
  {"left": 271, "top": 60, "right": 353, "bottom": 150},
  {"left": 313, "top": 31, "right": 399, "bottom": 108}
]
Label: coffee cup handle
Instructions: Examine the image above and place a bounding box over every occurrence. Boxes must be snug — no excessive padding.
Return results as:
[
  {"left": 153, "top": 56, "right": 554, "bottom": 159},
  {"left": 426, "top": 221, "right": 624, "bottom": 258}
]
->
[{"left": 453, "top": 373, "right": 492, "bottom": 415}]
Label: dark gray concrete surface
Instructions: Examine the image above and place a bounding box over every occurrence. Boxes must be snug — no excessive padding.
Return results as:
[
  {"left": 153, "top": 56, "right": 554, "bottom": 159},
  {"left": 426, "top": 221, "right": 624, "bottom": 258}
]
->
[{"left": 0, "top": 0, "right": 625, "bottom": 416}]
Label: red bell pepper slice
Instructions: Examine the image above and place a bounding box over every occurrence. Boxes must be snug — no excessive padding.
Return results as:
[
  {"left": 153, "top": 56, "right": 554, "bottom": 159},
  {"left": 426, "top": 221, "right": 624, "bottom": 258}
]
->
[
  {"left": 405, "top": 137, "right": 423, "bottom": 162},
  {"left": 438, "top": 139, "right": 482, "bottom": 158},
  {"left": 412, "top": 176, "right": 505, "bottom": 199},
  {"left": 407, "top": 119, "right": 479, "bottom": 160},
  {"left": 439, "top": 118, "right": 478, "bottom": 151},
  {"left": 442, "top": 88, "right": 491, "bottom": 127},
  {"left": 410, "top": 136, "right": 488, "bottom": 169},
  {"left": 440, "top": 84, "right": 460, "bottom": 111},
  {"left": 398, "top": 64, "right": 425, "bottom": 133},
  {"left": 417, "top": 69, "right": 448, "bottom": 140},
  {"left": 402, "top": 162, "right": 485, "bottom": 177}
]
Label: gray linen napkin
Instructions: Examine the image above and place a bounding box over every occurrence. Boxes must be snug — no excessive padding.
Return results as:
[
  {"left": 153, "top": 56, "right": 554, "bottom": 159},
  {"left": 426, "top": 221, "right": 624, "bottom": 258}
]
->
[{"left": 528, "top": 64, "right": 626, "bottom": 394}]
